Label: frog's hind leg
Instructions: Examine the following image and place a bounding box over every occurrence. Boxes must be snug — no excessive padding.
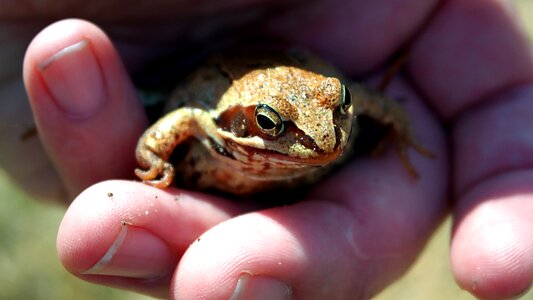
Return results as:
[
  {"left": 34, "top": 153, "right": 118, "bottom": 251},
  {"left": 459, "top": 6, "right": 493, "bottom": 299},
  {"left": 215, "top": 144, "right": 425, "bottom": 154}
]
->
[
  {"left": 350, "top": 50, "right": 434, "bottom": 177},
  {"left": 350, "top": 83, "right": 434, "bottom": 177}
]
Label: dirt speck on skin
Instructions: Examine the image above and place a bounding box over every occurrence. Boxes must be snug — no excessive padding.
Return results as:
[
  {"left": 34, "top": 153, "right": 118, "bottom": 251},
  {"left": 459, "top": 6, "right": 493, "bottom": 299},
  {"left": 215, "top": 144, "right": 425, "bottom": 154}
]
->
[
  {"left": 175, "top": 193, "right": 183, "bottom": 202},
  {"left": 471, "top": 280, "right": 478, "bottom": 291}
]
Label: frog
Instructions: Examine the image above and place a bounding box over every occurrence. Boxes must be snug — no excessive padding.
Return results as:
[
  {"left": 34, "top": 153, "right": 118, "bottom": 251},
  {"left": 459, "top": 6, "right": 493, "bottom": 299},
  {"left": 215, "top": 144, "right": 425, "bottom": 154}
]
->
[{"left": 134, "top": 49, "right": 432, "bottom": 195}]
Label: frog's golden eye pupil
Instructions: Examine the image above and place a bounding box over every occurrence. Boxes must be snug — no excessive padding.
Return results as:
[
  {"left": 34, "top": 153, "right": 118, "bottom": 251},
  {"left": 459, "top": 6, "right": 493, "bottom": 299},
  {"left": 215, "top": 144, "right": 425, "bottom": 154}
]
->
[
  {"left": 255, "top": 104, "right": 284, "bottom": 136},
  {"left": 340, "top": 84, "right": 352, "bottom": 114}
]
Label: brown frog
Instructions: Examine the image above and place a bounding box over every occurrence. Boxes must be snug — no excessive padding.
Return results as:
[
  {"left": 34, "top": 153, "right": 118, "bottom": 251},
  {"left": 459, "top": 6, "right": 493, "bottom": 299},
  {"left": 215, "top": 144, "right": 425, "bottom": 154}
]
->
[{"left": 134, "top": 50, "right": 431, "bottom": 195}]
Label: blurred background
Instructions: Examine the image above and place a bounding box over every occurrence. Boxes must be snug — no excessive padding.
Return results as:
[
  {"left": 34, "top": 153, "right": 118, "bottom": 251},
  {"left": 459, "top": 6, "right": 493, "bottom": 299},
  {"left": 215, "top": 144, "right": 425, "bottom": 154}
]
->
[{"left": 1, "top": 1, "right": 532, "bottom": 299}]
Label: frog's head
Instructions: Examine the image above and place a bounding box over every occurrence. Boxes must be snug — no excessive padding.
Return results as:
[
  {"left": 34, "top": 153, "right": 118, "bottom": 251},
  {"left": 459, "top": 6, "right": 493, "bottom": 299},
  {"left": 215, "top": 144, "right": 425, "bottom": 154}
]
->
[{"left": 215, "top": 64, "right": 354, "bottom": 168}]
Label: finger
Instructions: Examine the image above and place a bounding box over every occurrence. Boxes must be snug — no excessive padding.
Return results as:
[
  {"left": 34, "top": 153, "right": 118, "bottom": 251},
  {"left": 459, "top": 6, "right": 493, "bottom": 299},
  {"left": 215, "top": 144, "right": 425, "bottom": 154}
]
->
[
  {"left": 57, "top": 180, "right": 247, "bottom": 298},
  {"left": 453, "top": 85, "right": 533, "bottom": 194},
  {"left": 451, "top": 172, "right": 533, "bottom": 299},
  {"left": 264, "top": 0, "right": 440, "bottom": 73},
  {"left": 408, "top": 0, "right": 533, "bottom": 119},
  {"left": 450, "top": 86, "right": 533, "bottom": 299},
  {"left": 23, "top": 19, "right": 148, "bottom": 199},
  {"left": 409, "top": 1, "right": 533, "bottom": 298},
  {"left": 173, "top": 78, "right": 448, "bottom": 299}
]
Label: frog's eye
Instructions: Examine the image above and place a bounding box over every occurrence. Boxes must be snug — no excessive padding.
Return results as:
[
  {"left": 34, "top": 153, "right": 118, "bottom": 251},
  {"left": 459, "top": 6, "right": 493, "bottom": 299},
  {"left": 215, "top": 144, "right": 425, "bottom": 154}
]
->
[
  {"left": 254, "top": 104, "right": 284, "bottom": 136},
  {"left": 340, "top": 84, "right": 352, "bottom": 114}
]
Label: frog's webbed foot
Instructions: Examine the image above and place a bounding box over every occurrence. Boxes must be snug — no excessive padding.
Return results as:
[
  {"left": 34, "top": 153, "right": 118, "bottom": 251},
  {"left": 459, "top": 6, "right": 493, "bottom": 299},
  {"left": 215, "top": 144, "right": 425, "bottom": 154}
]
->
[
  {"left": 135, "top": 147, "right": 175, "bottom": 188},
  {"left": 394, "top": 133, "right": 434, "bottom": 178},
  {"left": 374, "top": 126, "right": 434, "bottom": 178}
]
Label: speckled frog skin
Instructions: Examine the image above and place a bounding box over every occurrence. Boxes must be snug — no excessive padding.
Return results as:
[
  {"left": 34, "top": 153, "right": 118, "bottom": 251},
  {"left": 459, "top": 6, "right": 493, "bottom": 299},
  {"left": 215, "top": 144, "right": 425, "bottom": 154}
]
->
[{"left": 135, "top": 50, "right": 430, "bottom": 195}]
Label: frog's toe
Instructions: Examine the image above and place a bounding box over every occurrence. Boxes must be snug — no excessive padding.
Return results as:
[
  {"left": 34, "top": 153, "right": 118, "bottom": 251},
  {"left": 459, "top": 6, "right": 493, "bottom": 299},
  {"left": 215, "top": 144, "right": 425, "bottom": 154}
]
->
[
  {"left": 156, "top": 162, "right": 175, "bottom": 188},
  {"left": 410, "top": 140, "right": 435, "bottom": 159},
  {"left": 396, "top": 133, "right": 434, "bottom": 178},
  {"left": 135, "top": 161, "right": 175, "bottom": 188},
  {"left": 395, "top": 142, "right": 420, "bottom": 178},
  {"left": 135, "top": 165, "right": 158, "bottom": 180}
]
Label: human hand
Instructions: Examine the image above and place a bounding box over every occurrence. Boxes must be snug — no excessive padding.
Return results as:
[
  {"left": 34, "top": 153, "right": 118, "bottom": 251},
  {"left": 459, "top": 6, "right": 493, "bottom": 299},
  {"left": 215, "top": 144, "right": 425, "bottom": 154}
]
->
[{"left": 18, "top": 0, "right": 533, "bottom": 299}]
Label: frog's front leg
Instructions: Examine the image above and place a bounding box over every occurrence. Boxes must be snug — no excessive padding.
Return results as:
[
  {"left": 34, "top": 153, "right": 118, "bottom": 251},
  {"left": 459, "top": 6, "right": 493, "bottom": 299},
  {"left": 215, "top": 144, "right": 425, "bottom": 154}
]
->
[
  {"left": 135, "top": 108, "right": 218, "bottom": 188},
  {"left": 349, "top": 83, "right": 434, "bottom": 177}
]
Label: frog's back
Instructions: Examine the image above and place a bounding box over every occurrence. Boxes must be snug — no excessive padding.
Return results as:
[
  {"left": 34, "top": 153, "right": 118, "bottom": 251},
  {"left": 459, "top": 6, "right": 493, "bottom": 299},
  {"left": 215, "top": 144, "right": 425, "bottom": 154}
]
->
[
  {"left": 165, "top": 64, "right": 232, "bottom": 112},
  {"left": 165, "top": 49, "right": 343, "bottom": 112}
]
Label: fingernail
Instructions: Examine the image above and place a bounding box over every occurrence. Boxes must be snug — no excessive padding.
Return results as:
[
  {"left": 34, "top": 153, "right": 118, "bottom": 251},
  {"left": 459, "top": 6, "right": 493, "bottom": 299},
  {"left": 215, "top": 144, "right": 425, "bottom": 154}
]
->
[
  {"left": 39, "top": 39, "right": 106, "bottom": 118},
  {"left": 82, "top": 221, "right": 175, "bottom": 279},
  {"left": 230, "top": 273, "right": 291, "bottom": 300}
]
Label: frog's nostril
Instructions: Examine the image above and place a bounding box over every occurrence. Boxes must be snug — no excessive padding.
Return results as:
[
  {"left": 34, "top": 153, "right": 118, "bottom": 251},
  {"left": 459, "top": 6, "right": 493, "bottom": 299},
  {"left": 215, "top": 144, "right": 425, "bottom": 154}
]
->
[{"left": 297, "top": 132, "right": 320, "bottom": 153}]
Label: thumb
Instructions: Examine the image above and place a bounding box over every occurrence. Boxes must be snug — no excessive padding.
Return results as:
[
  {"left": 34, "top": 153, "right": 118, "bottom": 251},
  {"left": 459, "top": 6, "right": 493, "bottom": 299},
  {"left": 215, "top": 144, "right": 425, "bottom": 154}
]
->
[{"left": 23, "top": 19, "right": 147, "bottom": 199}]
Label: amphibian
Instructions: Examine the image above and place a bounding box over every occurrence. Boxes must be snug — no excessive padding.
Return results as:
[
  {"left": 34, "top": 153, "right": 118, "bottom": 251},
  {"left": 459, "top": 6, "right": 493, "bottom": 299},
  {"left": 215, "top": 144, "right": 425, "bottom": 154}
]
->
[{"left": 135, "top": 50, "right": 431, "bottom": 195}]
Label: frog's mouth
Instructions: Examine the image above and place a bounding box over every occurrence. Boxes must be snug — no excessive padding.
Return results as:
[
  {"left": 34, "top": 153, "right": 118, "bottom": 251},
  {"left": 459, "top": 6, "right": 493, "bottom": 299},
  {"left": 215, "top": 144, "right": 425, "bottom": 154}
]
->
[{"left": 221, "top": 137, "right": 346, "bottom": 167}]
